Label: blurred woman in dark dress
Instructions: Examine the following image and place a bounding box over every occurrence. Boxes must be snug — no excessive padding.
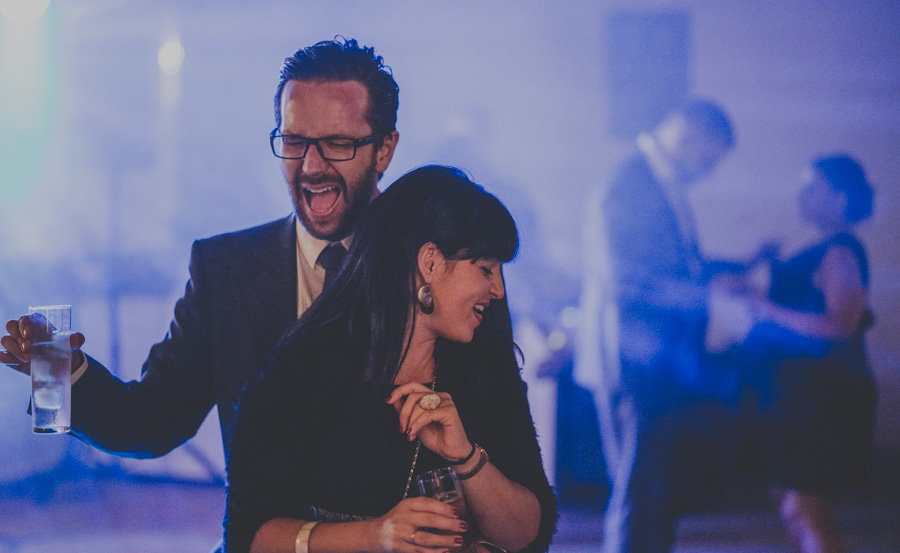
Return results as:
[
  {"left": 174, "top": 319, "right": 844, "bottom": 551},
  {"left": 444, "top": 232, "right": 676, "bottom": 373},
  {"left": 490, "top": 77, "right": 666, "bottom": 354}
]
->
[{"left": 743, "top": 154, "right": 876, "bottom": 553}]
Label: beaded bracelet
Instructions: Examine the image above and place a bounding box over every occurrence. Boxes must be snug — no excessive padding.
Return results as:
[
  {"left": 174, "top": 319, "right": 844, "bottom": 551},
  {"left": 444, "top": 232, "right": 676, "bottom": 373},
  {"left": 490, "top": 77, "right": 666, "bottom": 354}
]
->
[
  {"left": 295, "top": 521, "right": 320, "bottom": 553},
  {"left": 456, "top": 445, "right": 489, "bottom": 480}
]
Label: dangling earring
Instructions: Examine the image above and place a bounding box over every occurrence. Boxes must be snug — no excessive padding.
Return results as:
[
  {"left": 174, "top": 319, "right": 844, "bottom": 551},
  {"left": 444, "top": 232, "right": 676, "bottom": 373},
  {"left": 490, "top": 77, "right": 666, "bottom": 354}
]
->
[{"left": 417, "top": 284, "right": 434, "bottom": 314}]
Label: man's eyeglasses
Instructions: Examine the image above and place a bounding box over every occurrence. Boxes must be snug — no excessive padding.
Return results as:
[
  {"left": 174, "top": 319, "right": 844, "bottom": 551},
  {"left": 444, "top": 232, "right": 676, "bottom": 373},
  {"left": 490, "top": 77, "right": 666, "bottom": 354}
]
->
[{"left": 270, "top": 129, "right": 382, "bottom": 161}]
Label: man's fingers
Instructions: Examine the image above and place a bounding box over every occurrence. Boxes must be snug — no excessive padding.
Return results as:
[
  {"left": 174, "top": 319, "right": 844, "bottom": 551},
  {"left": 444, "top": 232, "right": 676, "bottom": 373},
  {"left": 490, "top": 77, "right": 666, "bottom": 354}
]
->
[
  {"left": 16, "top": 315, "right": 33, "bottom": 339},
  {"left": 2, "top": 318, "right": 37, "bottom": 374},
  {"left": 0, "top": 335, "right": 26, "bottom": 360},
  {"left": 5, "top": 319, "right": 21, "bottom": 337},
  {"left": 0, "top": 349, "right": 21, "bottom": 364},
  {"left": 0, "top": 348, "right": 29, "bottom": 375}
]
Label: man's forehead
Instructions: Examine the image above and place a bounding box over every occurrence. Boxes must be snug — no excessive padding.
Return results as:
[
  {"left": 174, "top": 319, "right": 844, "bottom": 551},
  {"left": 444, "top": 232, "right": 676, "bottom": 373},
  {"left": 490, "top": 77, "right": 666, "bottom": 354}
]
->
[
  {"left": 282, "top": 79, "right": 369, "bottom": 104},
  {"left": 280, "top": 79, "right": 371, "bottom": 133}
]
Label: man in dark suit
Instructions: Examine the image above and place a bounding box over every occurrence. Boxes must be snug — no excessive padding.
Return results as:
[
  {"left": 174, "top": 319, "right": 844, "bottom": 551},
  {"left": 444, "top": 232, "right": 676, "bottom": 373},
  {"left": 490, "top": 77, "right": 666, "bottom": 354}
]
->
[
  {"left": 592, "top": 100, "right": 735, "bottom": 553},
  {"left": 0, "top": 38, "right": 401, "bottom": 458}
]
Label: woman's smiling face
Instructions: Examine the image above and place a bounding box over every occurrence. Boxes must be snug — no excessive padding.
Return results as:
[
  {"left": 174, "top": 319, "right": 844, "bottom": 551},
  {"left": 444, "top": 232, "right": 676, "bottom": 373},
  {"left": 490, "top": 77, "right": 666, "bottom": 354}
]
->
[{"left": 426, "top": 257, "right": 506, "bottom": 343}]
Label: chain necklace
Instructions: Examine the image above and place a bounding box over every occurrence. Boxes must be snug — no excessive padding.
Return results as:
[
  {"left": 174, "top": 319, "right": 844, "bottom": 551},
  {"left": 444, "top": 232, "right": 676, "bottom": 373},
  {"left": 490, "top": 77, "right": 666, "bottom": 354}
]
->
[{"left": 401, "top": 371, "right": 436, "bottom": 499}]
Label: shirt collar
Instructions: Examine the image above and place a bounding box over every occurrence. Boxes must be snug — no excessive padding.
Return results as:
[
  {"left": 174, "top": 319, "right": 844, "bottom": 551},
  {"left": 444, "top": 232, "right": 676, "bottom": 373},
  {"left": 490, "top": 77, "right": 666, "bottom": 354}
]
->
[
  {"left": 294, "top": 217, "right": 353, "bottom": 268},
  {"left": 637, "top": 131, "right": 679, "bottom": 186}
]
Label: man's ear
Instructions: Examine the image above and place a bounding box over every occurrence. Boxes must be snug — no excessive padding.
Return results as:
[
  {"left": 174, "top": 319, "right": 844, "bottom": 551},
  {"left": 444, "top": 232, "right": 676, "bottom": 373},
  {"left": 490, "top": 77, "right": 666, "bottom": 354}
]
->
[
  {"left": 417, "top": 242, "right": 442, "bottom": 283},
  {"left": 375, "top": 131, "right": 399, "bottom": 175}
]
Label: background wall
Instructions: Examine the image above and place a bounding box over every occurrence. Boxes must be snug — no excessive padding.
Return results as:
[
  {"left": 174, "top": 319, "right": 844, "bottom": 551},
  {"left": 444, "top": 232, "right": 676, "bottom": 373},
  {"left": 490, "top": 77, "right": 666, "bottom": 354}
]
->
[{"left": 1, "top": 0, "right": 897, "bottom": 493}]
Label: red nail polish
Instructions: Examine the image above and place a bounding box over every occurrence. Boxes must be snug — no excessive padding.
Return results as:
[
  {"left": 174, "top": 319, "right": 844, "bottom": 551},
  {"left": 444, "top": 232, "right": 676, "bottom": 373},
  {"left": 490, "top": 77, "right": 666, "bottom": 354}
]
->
[
  {"left": 454, "top": 537, "right": 464, "bottom": 545},
  {"left": 460, "top": 521, "right": 469, "bottom": 531},
  {"left": 451, "top": 508, "right": 459, "bottom": 517}
]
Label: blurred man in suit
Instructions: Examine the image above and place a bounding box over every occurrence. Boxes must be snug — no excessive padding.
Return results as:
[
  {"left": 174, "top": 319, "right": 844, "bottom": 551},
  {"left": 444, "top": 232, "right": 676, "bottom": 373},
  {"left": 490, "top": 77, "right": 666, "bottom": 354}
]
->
[{"left": 589, "top": 100, "right": 734, "bottom": 553}]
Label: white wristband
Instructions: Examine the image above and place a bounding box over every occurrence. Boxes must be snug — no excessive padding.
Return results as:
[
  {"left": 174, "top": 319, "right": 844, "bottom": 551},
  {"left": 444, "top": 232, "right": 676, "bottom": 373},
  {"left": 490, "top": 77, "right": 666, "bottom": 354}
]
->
[{"left": 295, "top": 521, "right": 319, "bottom": 553}]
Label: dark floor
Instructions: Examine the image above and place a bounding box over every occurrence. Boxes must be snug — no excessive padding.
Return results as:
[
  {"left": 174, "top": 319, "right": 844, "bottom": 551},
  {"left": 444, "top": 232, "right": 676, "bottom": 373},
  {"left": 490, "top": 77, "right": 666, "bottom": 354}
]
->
[{"left": 0, "top": 465, "right": 897, "bottom": 553}]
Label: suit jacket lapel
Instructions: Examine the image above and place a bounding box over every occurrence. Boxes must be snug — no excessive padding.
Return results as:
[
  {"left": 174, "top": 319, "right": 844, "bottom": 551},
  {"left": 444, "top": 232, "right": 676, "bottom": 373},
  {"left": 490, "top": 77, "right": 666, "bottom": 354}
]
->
[
  {"left": 241, "top": 214, "right": 298, "bottom": 352},
  {"left": 650, "top": 179, "right": 697, "bottom": 279}
]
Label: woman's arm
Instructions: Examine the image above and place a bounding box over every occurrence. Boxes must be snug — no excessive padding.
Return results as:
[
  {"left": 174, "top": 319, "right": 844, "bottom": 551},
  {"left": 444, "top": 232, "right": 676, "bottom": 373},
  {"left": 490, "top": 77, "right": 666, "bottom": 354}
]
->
[
  {"left": 468, "top": 372, "right": 557, "bottom": 553},
  {"left": 248, "top": 499, "right": 464, "bottom": 553},
  {"left": 757, "top": 244, "right": 867, "bottom": 340},
  {"left": 390, "top": 378, "right": 553, "bottom": 553},
  {"left": 454, "top": 450, "right": 541, "bottom": 551},
  {"left": 227, "top": 355, "right": 466, "bottom": 553}
]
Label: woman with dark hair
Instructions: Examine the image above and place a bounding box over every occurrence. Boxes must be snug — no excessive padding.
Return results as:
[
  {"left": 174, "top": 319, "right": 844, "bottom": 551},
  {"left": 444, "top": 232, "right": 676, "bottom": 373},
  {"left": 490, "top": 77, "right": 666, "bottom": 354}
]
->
[
  {"left": 224, "top": 165, "right": 556, "bottom": 553},
  {"left": 741, "top": 154, "right": 876, "bottom": 553}
]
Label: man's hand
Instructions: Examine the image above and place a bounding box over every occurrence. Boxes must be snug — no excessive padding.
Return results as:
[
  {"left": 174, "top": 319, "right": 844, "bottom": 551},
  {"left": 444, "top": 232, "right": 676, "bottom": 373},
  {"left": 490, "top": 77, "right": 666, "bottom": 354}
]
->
[{"left": 1, "top": 317, "right": 85, "bottom": 375}]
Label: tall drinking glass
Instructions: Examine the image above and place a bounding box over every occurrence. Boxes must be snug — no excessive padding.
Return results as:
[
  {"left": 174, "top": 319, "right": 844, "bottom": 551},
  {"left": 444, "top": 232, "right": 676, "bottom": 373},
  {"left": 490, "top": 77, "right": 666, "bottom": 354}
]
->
[
  {"left": 415, "top": 467, "right": 474, "bottom": 551},
  {"left": 28, "top": 305, "right": 72, "bottom": 434}
]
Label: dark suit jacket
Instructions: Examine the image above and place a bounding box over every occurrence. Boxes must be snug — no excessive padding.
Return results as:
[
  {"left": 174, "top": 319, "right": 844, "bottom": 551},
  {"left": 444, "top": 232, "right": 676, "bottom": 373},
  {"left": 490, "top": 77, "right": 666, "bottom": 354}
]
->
[
  {"left": 70, "top": 215, "right": 299, "bottom": 457},
  {"left": 602, "top": 156, "right": 708, "bottom": 394},
  {"left": 67, "top": 213, "right": 517, "bottom": 459}
]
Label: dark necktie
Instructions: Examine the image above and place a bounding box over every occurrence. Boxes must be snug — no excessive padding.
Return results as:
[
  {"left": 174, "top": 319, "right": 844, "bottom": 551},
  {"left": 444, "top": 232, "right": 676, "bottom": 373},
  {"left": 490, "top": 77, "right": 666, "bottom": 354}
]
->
[{"left": 318, "top": 243, "right": 347, "bottom": 292}]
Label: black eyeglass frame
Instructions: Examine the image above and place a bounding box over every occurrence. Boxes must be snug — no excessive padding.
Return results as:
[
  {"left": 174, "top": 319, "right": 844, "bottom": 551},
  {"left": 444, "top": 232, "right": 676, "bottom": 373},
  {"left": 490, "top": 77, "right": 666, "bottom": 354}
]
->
[{"left": 269, "top": 129, "right": 383, "bottom": 161}]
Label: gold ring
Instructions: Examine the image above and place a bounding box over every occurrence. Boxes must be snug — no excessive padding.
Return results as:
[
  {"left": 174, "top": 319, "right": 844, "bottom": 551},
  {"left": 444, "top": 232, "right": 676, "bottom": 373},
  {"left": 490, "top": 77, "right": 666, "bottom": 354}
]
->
[
  {"left": 418, "top": 393, "right": 441, "bottom": 410},
  {"left": 411, "top": 529, "right": 418, "bottom": 544}
]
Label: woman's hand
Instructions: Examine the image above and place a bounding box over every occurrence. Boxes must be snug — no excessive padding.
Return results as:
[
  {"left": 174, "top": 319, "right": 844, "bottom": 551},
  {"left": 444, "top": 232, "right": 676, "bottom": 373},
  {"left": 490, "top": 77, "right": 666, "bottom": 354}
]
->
[
  {"left": 387, "top": 382, "right": 473, "bottom": 463},
  {"left": 368, "top": 496, "right": 468, "bottom": 553},
  {"left": 251, "top": 498, "right": 468, "bottom": 553}
]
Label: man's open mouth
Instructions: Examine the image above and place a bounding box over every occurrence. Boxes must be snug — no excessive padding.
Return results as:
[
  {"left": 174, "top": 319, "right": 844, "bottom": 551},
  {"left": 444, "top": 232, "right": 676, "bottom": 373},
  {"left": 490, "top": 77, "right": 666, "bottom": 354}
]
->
[{"left": 303, "top": 186, "right": 342, "bottom": 214}]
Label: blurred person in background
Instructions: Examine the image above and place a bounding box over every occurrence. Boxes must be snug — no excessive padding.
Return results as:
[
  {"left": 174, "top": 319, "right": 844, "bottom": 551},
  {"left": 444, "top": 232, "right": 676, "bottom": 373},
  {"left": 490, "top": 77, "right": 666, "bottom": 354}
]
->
[
  {"left": 728, "top": 154, "right": 877, "bottom": 553},
  {"left": 585, "top": 99, "right": 736, "bottom": 553}
]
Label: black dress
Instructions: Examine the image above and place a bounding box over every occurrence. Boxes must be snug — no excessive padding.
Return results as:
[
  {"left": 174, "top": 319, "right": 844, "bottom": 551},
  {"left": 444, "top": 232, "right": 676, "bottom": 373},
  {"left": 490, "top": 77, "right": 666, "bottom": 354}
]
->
[
  {"left": 223, "top": 317, "right": 557, "bottom": 553},
  {"left": 744, "top": 233, "right": 876, "bottom": 494}
]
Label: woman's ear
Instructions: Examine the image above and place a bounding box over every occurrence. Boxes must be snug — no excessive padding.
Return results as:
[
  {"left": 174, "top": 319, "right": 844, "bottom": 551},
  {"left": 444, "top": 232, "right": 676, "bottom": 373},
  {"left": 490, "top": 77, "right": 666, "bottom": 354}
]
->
[{"left": 417, "top": 242, "right": 442, "bottom": 283}]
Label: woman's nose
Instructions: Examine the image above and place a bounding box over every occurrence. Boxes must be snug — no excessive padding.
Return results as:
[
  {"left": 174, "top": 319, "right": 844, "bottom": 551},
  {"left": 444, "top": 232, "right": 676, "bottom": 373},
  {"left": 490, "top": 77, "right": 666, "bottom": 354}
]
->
[{"left": 490, "top": 273, "right": 505, "bottom": 300}]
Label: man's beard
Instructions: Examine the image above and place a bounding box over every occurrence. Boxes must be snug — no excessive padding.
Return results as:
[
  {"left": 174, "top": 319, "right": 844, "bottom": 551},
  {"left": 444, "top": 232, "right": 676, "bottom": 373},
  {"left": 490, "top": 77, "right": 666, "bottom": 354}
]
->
[{"left": 292, "top": 162, "right": 378, "bottom": 242}]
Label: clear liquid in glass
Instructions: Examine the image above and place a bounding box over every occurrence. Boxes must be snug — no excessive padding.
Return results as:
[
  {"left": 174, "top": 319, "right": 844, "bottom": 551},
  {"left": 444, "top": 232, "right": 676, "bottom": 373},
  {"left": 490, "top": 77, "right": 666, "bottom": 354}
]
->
[{"left": 31, "top": 335, "right": 71, "bottom": 434}]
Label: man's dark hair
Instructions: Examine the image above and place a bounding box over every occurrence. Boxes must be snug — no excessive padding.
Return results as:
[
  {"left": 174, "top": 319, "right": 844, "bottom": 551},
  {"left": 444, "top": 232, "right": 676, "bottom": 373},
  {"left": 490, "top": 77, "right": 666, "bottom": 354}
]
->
[
  {"left": 814, "top": 154, "right": 874, "bottom": 223},
  {"left": 677, "top": 99, "right": 735, "bottom": 149},
  {"left": 274, "top": 37, "right": 399, "bottom": 134}
]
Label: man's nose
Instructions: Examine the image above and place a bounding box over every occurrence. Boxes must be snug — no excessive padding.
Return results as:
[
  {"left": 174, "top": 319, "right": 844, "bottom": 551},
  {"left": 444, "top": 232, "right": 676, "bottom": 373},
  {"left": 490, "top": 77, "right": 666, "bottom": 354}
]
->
[{"left": 302, "top": 143, "right": 329, "bottom": 175}]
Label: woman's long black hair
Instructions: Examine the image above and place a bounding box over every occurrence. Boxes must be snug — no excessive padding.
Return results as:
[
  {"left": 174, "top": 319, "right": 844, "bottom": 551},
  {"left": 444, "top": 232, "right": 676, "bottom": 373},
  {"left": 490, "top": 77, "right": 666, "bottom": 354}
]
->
[{"left": 279, "top": 165, "right": 519, "bottom": 397}]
